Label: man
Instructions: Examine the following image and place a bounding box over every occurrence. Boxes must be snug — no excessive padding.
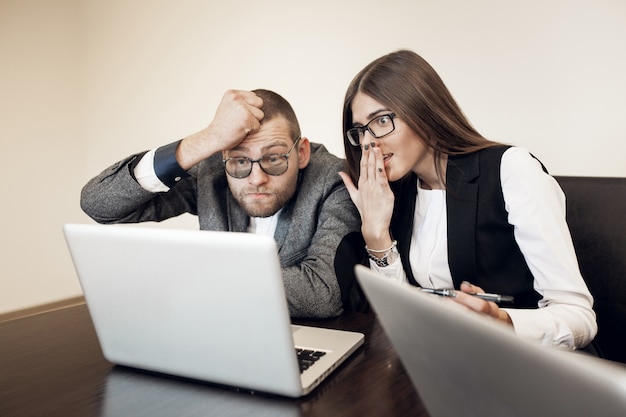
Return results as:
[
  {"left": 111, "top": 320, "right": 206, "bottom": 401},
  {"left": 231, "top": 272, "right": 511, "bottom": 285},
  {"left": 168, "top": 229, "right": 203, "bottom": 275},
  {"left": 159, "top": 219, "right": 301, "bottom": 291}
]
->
[{"left": 81, "top": 89, "right": 362, "bottom": 318}]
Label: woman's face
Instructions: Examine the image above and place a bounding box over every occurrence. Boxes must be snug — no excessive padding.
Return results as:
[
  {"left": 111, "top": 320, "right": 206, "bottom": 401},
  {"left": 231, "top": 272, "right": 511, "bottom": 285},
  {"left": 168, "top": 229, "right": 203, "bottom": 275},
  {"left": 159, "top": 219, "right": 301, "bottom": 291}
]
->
[{"left": 350, "top": 92, "right": 434, "bottom": 183}]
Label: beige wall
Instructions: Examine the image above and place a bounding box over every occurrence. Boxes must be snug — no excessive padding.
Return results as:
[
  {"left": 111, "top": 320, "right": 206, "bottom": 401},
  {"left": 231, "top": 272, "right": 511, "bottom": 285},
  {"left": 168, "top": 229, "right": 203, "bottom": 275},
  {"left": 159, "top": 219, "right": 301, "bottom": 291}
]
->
[
  {"left": 1, "top": 0, "right": 86, "bottom": 315},
  {"left": 2, "top": 0, "right": 625, "bottom": 315}
]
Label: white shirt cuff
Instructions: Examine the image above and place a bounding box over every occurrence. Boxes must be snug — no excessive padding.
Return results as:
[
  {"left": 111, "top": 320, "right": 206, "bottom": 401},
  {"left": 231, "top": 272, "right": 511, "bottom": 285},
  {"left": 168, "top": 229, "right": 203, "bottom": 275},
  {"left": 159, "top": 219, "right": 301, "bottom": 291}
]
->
[{"left": 134, "top": 149, "right": 170, "bottom": 193}]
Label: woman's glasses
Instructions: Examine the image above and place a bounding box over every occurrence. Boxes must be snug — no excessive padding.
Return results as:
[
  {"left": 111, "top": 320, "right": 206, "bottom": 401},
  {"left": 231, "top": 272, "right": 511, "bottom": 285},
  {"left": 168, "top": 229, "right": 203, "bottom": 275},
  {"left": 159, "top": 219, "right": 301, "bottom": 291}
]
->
[{"left": 346, "top": 113, "right": 396, "bottom": 147}]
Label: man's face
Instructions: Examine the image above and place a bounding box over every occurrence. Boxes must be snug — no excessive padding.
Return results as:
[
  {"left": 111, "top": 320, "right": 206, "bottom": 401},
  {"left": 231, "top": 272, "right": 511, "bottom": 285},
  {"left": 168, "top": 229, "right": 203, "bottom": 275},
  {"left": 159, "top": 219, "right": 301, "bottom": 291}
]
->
[{"left": 223, "top": 118, "right": 309, "bottom": 218}]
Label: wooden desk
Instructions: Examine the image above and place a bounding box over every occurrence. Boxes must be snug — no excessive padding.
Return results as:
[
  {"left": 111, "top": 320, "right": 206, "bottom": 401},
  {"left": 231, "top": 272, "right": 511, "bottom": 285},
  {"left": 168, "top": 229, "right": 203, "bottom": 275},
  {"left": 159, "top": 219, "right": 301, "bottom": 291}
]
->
[{"left": 0, "top": 304, "right": 430, "bottom": 417}]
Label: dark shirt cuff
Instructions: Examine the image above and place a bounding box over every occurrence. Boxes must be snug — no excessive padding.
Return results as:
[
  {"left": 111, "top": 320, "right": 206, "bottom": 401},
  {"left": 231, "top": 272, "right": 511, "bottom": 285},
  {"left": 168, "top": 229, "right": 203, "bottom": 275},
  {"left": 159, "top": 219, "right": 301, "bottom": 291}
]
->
[{"left": 154, "top": 140, "right": 190, "bottom": 188}]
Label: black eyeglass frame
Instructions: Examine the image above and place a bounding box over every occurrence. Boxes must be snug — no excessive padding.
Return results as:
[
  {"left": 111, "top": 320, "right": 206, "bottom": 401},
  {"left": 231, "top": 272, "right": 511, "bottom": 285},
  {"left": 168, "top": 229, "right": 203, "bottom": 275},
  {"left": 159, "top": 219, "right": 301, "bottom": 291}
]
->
[
  {"left": 346, "top": 113, "right": 396, "bottom": 147},
  {"left": 222, "top": 136, "right": 302, "bottom": 179}
]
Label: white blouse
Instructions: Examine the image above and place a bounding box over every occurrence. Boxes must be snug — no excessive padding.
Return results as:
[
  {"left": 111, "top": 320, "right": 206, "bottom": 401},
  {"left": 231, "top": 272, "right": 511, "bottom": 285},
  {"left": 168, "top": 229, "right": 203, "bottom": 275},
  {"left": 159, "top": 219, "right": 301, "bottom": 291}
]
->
[{"left": 370, "top": 147, "right": 597, "bottom": 349}]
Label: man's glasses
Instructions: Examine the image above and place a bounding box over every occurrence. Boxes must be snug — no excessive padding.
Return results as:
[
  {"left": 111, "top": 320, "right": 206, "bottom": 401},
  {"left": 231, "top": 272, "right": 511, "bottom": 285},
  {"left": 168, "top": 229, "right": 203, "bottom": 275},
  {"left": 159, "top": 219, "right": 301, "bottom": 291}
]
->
[
  {"left": 223, "top": 137, "right": 301, "bottom": 179},
  {"left": 346, "top": 113, "right": 396, "bottom": 147}
]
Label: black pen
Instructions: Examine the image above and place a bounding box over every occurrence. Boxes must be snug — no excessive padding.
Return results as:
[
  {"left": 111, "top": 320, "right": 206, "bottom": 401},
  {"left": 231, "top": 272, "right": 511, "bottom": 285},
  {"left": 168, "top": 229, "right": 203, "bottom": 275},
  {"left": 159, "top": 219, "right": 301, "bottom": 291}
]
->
[{"left": 421, "top": 288, "right": 514, "bottom": 304}]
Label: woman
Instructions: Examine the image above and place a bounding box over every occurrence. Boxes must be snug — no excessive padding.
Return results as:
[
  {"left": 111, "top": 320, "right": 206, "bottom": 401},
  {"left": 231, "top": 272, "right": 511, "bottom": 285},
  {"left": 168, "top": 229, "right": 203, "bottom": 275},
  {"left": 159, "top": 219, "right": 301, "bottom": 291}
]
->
[{"left": 339, "top": 49, "right": 597, "bottom": 350}]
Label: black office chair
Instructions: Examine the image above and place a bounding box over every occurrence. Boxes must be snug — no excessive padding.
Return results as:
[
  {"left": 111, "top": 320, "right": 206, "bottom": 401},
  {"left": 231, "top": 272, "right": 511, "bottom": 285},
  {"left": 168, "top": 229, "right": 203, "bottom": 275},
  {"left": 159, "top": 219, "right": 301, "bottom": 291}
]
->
[{"left": 555, "top": 176, "right": 626, "bottom": 364}]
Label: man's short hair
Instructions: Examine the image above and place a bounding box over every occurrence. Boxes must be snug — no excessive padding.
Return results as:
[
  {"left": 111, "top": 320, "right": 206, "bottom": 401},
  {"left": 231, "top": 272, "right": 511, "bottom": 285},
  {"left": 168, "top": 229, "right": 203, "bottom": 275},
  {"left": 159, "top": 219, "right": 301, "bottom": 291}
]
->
[{"left": 253, "top": 89, "right": 301, "bottom": 141}]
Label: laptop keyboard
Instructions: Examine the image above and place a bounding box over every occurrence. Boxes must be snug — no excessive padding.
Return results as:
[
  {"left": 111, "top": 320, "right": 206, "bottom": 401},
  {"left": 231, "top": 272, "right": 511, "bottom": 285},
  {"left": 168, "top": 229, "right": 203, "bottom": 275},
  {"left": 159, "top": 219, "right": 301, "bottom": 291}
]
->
[{"left": 296, "top": 348, "right": 326, "bottom": 373}]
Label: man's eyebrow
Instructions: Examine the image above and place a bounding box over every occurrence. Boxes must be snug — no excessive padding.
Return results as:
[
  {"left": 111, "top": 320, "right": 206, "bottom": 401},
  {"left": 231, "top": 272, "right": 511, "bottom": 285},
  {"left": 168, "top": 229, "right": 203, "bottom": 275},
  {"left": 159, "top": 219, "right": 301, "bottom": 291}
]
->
[{"left": 230, "top": 140, "right": 290, "bottom": 153}]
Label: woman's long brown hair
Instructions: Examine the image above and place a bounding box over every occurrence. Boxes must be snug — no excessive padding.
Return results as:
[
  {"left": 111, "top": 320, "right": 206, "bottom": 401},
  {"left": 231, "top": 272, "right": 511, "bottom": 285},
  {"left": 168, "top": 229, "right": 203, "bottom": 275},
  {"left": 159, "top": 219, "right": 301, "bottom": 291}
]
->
[{"left": 342, "top": 50, "right": 501, "bottom": 186}]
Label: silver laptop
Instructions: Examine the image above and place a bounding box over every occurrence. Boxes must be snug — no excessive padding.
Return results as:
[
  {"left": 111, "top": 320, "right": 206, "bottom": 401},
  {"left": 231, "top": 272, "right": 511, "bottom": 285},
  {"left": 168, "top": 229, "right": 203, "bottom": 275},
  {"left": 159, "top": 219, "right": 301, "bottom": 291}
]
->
[
  {"left": 63, "top": 223, "right": 363, "bottom": 398},
  {"left": 355, "top": 265, "right": 626, "bottom": 417}
]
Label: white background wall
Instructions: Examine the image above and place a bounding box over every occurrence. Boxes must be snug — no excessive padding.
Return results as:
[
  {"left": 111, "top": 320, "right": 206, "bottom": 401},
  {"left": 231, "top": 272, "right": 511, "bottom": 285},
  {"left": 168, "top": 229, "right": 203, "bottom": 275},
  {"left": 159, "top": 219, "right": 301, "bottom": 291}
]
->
[{"left": 1, "top": 0, "right": 625, "bottom": 315}]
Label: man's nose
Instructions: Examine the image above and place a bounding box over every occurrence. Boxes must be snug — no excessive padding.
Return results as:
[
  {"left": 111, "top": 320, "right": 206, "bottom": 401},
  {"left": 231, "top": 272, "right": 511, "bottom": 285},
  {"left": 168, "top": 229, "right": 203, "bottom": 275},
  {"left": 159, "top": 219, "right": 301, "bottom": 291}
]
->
[{"left": 247, "top": 161, "right": 269, "bottom": 185}]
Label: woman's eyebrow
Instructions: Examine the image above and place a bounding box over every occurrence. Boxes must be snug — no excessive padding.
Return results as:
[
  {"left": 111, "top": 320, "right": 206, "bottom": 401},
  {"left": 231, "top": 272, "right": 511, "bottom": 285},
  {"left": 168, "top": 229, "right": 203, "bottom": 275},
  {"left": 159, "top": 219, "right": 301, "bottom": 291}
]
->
[
  {"left": 366, "top": 108, "right": 390, "bottom": 120},
  {"left": 353, "top": 108, "right": 390, "bottom": 125}
]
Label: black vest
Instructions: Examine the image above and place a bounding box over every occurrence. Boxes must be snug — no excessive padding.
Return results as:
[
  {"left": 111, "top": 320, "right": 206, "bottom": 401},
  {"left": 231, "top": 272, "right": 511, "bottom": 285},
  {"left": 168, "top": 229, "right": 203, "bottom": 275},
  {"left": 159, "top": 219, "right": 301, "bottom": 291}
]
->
[{"left": 391, "top": 146, "right": 541, "bottom": 308}]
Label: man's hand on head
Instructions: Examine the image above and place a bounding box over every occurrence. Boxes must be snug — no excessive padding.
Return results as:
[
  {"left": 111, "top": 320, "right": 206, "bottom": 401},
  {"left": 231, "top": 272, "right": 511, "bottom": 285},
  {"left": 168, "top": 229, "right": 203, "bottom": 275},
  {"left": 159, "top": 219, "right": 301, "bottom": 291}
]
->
[{"left": 176, "top": 90, "right": 265, "bottom": 170}]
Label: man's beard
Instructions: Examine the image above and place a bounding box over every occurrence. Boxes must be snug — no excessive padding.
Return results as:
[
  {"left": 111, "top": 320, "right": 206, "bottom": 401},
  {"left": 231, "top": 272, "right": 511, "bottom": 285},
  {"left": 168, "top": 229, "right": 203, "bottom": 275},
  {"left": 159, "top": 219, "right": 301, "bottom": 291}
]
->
[{"left": 234, "top": 184, "right": 296, "bottom": 218}]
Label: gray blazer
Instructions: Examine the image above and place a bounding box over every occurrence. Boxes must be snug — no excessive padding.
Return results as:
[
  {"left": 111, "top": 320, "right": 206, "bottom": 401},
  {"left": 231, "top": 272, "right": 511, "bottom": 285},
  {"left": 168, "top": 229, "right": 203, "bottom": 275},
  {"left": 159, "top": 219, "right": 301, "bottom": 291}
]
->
[{"left": 80, "top": 143, "right": 362, "bottom": 318}]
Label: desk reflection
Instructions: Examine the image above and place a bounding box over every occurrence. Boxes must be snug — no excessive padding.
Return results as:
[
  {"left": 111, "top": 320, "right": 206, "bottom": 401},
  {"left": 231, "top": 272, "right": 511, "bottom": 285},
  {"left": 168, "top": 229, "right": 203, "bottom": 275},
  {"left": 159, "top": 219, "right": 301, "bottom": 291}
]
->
[
  {"left": 101, "top": 367, "right": 302, "bottom": 417},
  {"left": 0, "top": 304, "right": 426, "bottom": 417}
]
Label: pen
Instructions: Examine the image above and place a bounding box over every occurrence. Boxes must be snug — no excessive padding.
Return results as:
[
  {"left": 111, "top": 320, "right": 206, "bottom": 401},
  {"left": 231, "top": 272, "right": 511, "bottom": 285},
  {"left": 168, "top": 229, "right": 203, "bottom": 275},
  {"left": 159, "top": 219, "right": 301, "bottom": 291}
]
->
[{"left": 421, "top": 288, "right": 514, "bottom": 304}]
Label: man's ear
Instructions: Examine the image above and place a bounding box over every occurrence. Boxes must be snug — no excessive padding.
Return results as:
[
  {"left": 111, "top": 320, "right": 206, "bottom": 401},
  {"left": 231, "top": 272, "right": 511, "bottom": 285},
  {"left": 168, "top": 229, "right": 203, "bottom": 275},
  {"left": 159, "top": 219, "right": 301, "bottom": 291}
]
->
[{"left": 297, "top": 137, "right": 311, "bottom": 169}]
